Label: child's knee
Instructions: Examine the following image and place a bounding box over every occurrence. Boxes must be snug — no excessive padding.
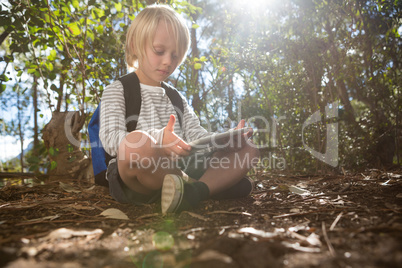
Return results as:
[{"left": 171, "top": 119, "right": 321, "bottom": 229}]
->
[
  {"left": 118, "top": 131, "right": 155, "bottom": 162},
  {"left": 247, "top": 143, "right": 260, "bottom": 160},
  {"left": 125, "top": 130, "right": 156, "bottom": 146},
  {"left": 241, "top": 143, "right": 260, "bottom": 168},
  {"left": 242, "top": 141, "right": 260, "bottom": 158}
]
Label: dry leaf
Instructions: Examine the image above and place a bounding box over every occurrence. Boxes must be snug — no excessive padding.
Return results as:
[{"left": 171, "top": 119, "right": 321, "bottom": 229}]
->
[
  {"left": 306, "top": 233, "right": 322, "bottom": 247},
  {"left": 59, "top": 182, "right": 81, "bottom": 193},
  {"left": 289, "top": 185, "right": 311, "bottom": 195},
  {"left": 39, "top": 228, "right": 103, "bottom": 242},
  {"left": 282, "top": 241, "right": 321, "bottom": 253},
  {"left": 290, "top": 208, "right": 301, "bottom": 213},
  {"left": 238, "top": 227, "right": 277, "bottom": 238},
  {"left": 100, "top": 208, "right": 129, "bottom": 220}
]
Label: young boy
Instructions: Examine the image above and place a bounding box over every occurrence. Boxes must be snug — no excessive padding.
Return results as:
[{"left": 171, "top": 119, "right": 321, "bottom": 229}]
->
[{"left": 99, "top": 4, "right": 260, "bottom": 213}]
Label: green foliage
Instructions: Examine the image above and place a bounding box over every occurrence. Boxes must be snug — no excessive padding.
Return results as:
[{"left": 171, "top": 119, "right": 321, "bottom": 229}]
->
[
  {"left": 178, "top": 0, "right": 401, "bottom": 171},
  {"left": 0, "top": 0, "right": 400, "bottom": 173},
  {"left": 25, "top": 140, "right": 48, "bottom": 172}
]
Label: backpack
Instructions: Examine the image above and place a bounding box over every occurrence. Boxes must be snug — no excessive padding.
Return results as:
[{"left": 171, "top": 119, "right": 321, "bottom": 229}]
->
[{"left": 88, "top": 72, "right": 184, "bottom": 187}]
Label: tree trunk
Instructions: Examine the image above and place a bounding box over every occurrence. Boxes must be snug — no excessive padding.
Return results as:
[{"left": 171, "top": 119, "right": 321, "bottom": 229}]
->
[
  {"left": 190, "top": 10, "right": 202, "bottom": 115},
  {"left": 33, "top": 76, "right": 39, "bottom": 155},
  {"left": 42, "top": 111, "right": 93, "bottom": 182},
  {"left": 17, "top": 86, "right": 24, "bottom": 172}
]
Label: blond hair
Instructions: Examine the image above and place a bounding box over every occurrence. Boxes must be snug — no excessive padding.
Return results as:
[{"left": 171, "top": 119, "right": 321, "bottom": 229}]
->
[{"left": 125, "top": 5, "right": 190, "bottom": 68}]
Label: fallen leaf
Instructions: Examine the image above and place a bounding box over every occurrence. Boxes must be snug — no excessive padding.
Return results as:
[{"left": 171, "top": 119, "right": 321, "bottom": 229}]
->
[
  {"left": 100, "top": 208, "right": 129, "bottom": 220},
  {"left": 290, "top": 208, "right": 301, "bottom": 213},
  {"left": 278, "top": 184, "right": 289, "bottom": 191},
  {"left": 282, "top": 241, "right": 321, "bottom": 253},
  {"left": 306, "top": 232, "right": 322, "bottom": 247},
  {"left": 238, "top": 227, "right": 277, "bottom": 238},
  {"left": 289, "top": 185, "right": 311, "bottom": 195},
  {"left": 59, "top": 182, "right": 81, "bottom": 193},
  {"left": 39, "top": 228, "right": 103, "bottom": 242},
  {"left": 84, "top": 185, "right": 96, "bottom": 191},
  {"left": 387, "top": 173, "right": 402, "bottom": 178}
]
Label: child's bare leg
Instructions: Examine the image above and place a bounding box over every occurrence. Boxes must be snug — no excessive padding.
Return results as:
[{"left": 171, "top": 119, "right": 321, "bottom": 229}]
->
[
  {"left": 117, "top": 131, "right": 181, "bottom": 195},
  {"left": 199, "top": 142, "right": 260, "bottom": 196}
]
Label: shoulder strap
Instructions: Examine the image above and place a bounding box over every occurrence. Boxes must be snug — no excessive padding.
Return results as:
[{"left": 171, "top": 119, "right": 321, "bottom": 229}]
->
[
  {"left": 118, "top": 72, "right": 141, "bottom": 132},
  {"left": 118, "top": 72, "right": 184, "bottom": 131},
  {"left": 162, "top": 82, "right": 184, "bottom": 129}
]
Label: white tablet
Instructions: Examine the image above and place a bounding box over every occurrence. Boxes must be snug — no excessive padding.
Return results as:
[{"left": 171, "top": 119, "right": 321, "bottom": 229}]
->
[{"left": 188, "top": 127, "right": 250, "bottom": 153}]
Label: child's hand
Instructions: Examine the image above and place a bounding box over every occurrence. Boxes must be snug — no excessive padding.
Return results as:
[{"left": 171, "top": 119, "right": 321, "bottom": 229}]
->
[
  {"left": 162, "top": 114, "right": 191, "bottom": 158},
  {"left": 226, "top": 119, "right": 253, "bottom": 151},
  {"left": 235, "top": 119, "right": 253, "bottom": 139}
]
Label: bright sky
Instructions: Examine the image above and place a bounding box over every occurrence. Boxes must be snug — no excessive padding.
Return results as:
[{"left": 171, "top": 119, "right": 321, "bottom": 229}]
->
[
  {"left": 0, "top": 62, "right": 52, "bottom": 162},
  {"left": 0, "top": 136, "right": 32, "bottom": 161}
]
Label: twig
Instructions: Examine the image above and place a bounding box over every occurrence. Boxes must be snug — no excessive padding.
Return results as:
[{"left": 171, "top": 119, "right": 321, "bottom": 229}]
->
[
  {"left": 322, "top": 221, "right": 336, "bottom": 257},
  {"left": 15, "top": 217, "right": 118, "bottom": 226},
  {"left": 136, "top": 213, "right": 160, "bottom": 220},
  {"left": 207, "top": 210, "right": 252, "bottom": 216},
  {"left": 182, "top": 211, "right": 209, "bottom": 221},
  {"left": 288, "top": 190, "right": 366, "bottom": 204},
  {"left": 330, "top": 212, "right": 344, "bottom": 231},
  {"left": 273, "top": 208, "right": 345, "bottom": 218}
]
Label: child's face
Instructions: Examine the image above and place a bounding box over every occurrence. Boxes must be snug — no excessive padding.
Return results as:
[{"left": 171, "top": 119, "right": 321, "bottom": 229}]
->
[{"left": 136, "top": 21, "right": 180, "bottom": 86}]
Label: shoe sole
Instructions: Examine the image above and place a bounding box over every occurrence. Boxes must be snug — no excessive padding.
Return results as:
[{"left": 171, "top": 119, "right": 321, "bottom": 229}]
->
[{"left": 161, "top": 174, "right": 184, "bottom": 214}]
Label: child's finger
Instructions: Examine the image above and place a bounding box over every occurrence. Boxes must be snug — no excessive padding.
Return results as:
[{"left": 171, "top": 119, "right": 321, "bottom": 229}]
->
[
  {"left": 245, "top": 127, "right": 253, "bottom": 138},
  {"left": 236, "top": 119, "right": 245, "bottom": 129},
  {"left": 165, "top": 114, "right": 176, "bottom": 132},
  {"left": 176, "top": 139, "right": 191, "bottom": 152},
  {"left": 164, "top": 144, "right": 189, "bottom": 158}
]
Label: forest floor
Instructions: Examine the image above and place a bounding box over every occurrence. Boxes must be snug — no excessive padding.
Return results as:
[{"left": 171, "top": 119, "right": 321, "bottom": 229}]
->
[{"left": 0, "top": 168, "right": 401, "bottom": 268}]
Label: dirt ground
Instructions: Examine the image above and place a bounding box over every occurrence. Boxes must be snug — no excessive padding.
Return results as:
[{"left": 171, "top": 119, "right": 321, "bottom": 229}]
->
[{"left": 0, "top": 168, "right": 401, "bottom": 268}]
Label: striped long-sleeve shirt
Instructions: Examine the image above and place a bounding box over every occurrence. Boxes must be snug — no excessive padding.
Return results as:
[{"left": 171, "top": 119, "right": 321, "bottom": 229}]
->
[{"left": 99, "top": 80, "right": 210, "bottom": 156}]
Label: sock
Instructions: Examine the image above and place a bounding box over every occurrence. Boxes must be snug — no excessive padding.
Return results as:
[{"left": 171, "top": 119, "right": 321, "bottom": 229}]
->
[
  {"left": 212, "top": 177, "right": 253, "bottom": 200},
  {"left": 181, "top": 181, "right": 210, "bottom": 209}
]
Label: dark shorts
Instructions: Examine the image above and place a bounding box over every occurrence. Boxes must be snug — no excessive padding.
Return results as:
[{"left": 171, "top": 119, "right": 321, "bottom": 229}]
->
[{"left": 107, "top": 151, "right": 213, "bottom": 205}]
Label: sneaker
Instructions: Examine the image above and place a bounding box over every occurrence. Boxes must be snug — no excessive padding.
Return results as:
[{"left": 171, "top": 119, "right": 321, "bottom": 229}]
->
[
  {"left": 212, "top": 176, "right": 255, "bottom": 200},
  {"left": 161, "top": 174, "right": 185, "bottom": 214},
  {"left": 161, "top": 174, "right": 209, "bottom": 214}
]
